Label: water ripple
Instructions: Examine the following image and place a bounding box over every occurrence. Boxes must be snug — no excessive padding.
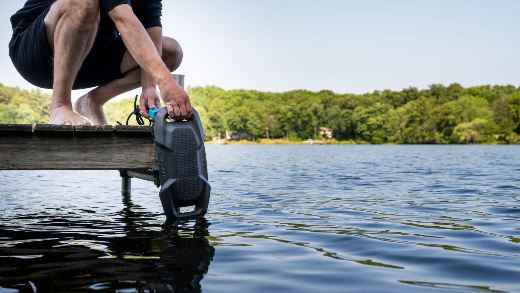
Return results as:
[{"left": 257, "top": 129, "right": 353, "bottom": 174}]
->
[{"left": 0, "top": 145, "right": 519, "bottom": 292}]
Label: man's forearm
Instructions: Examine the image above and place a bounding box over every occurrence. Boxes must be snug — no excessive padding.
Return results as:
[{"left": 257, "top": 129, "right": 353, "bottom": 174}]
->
[
  {"left": 109, "top": 5, "right": 170, "bottom": 87},
  {"left": 108, "top": 4, "right": 192, "bottom": 120},
  {"left": 142, "top": 27, "right": 163, "bottom": 88}
]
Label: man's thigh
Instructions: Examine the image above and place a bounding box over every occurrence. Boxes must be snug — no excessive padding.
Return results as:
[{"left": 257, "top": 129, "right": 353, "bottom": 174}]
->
[
  {"left": 10, "top": 1, "right": 127, "bottom": 90},
  {"left": 44, "top": 0, "right": 102, "bottom": 54},
  {"left": 43, "top": 0, "right": 69, "bottom": 55},
  {"left": 9, "top": 6, "right": 54, "bottom": 89}
]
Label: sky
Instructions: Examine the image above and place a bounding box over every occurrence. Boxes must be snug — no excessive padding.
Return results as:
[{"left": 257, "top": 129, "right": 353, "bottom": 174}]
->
[{"left": 0, "top": 0, "right": 519, "bottom": 99}]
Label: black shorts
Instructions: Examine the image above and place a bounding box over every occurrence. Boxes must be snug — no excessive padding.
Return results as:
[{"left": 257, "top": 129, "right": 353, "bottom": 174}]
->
[{"left": 9, "top": 7, "right": 128, "bottom": 90}]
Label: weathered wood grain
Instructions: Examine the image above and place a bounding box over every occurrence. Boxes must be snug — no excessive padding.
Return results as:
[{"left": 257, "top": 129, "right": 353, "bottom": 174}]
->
[
  {"left": 114, "top": 125, "right": 153, "bottom": 133},
  {"left": 34, "top": 124, "right": 75, "bottom": 133},
  {"left": 0, "top": 124, "right": 33, "bottom": 134},
  {"left": 0, "top": 124, "right": 155, "bottom": 170},
  {"left": 75, "top": 125, "right": 115, "bottom": 132}
]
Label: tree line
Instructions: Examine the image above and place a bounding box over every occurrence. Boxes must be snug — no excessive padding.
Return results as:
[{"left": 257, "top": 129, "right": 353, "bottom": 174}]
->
[
  {"left": 1, "top": 83, "right": 519, "bottom": 143},
  {"left": 186, "top": 84, "right": 519, "bottom": 144}
]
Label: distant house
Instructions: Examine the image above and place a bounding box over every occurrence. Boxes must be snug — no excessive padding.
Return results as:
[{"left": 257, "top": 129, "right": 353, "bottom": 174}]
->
[
  {"left": 226, "top": 131, "right": 252, "bottom": 141},
  {"left": 319, "top": 127, "right": 333, "bottom": 139}
]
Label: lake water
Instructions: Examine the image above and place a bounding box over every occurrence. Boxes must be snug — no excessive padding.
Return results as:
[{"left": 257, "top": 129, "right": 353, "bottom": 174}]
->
[{"left": 0, "top": 145, "right": 519, "bottom": 292}]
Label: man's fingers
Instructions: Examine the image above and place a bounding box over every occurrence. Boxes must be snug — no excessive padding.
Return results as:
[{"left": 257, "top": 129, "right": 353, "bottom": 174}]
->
[
  {"left": 147, "top": 97, "right": 156, "bottom": 109},
  {"left": 173, "top": 104, "right": 181, "bottom": 119},
  {"left": 185, "top": 101, "right": 193, "bottom": 118},
  {"left": 165, "top": 103, "right": 189, "bottom": 120},
  {"left": 139, "top": 97, "right": 149, "bottom": 118},
  {"left": 166, "top": 104, "right": 174, "bottom": 119},
  {"left": 179, "top": 104, "right": 188, "bottom": 119}
]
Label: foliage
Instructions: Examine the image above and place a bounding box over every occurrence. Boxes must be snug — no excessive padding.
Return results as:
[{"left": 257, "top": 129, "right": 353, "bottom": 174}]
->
[
  {"left": 181, "top": 83, "right": 520, "bottom": 144},
  {"left": 453, "top": 118, "right": 496, "bottom": 144},
  {"left": 0, "top": 82, "right": 519, "bottom": 144},
  {"left": 0, "top": 83, "right": 50, "bottom": 124}
]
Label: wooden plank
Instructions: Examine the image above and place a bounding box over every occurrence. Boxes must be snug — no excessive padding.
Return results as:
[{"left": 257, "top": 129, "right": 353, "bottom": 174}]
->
[
  {"left": 75, "top": 125, "right": 115, "bottom": 132},
  {"left": 33, "top": 124, "right": 75, "bottom": 138},
  {"left": 0, "top": 124, "right": 33, "bottom": 134},
  {"left": 114, "top": 125, "right": 153, "bottom": 133},
  {"left": 34, "top": 124, "right": 75, "bottom": 132},
  {"left": 0, "top": 129, "right": 155, "bottom": 170}
]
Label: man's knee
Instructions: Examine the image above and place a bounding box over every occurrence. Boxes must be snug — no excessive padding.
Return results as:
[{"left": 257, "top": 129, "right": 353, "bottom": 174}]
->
[
  {"left": 44, "top": 0, "right": 100, "bottom": 53},
  {"left": 58, "top": 0, "right": 100, "bottom": 25},
  {"left": 71, "top": 0, "right": 100, "bottom": 24},
  {"left": 162, "top": 37, "right": 183, "bottom": 72}
]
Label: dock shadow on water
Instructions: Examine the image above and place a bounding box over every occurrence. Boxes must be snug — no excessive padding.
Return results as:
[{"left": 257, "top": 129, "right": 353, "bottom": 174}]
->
[
  {"left": 0, "top": 192, "right": 214, "bottom": 292},
  {"left": 1, "top": 145, "right": 520, "bottom": 292}
]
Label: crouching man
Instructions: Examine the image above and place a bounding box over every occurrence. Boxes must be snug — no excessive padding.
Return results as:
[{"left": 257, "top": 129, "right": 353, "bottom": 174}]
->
[{"left": 9, "top": 0, "right": 191, "bottom": 125}]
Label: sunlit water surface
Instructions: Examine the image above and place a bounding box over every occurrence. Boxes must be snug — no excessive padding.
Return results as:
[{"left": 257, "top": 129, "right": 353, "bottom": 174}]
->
[{"left": 0, "top": 145, "right": 519, "bottom": 292}]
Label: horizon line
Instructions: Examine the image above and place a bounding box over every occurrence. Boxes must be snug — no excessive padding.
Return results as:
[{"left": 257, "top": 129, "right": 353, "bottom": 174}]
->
[{"left": 1, "top": 81, "right": 519, "bottom": 97}]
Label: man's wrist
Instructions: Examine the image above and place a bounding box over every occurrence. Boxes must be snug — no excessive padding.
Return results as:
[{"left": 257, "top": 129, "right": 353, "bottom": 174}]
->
[
  {"left": 140, "top": 67, "right": 155, "bottom": 88},
  {"left": 141, "top": 85, "right": 157, "bottom": 92},
  {"left": 156, "top": 72, "right": 173, "bottom": 89},
  {"left": 141, "top": 79, "right": 157, "bottom": 90}
]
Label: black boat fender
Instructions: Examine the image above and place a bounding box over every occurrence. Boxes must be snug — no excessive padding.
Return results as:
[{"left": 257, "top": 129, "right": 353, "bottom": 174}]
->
[{"left": 153, "top": 108, "right": 211, "bottom": 219}]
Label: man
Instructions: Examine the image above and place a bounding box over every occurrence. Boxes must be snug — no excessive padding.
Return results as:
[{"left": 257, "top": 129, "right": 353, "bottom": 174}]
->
[{"left": 9, "top": 0, "right": 191, "bottom": 125}]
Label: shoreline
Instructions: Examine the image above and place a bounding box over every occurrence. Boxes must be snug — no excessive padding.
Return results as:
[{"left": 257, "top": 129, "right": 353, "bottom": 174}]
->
[{"left": 206, "top": 139, "right": 519, "bottom": 145}]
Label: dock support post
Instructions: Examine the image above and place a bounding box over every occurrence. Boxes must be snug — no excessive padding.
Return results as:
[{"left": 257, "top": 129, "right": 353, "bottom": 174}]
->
[{"left": 120, "top": 171, "right": 131, "bottom": 196}]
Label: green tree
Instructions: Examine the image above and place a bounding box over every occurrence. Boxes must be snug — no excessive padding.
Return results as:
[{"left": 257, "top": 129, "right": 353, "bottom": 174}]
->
[
  {"left": 434, "top": 95, "right": 493, "bottom": 142},
  {"left": 453, "top": 118, "right": 496, "bottom": 143},
  {"left": 1, "top": 83, "right": 519, "bottom": 144},
  {"left": 388, "top": 98, "right": 439, "bottom": 143},
  {"left": 352, "top": 102, "right": 391, "bottom": 143}
]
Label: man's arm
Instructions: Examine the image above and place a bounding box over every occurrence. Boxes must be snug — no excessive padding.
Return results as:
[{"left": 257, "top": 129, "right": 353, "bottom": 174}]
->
[
  {"left": 108, "top": 4, "right": 191, "bottom": 119},
  {"left": 140, "top": 27, "right": 163, "bottom": 117}
]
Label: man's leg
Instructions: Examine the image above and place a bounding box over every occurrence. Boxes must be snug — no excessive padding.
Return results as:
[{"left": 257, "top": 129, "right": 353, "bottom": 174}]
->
[
  {"left": 75, "top": 37, "right": 183, "bottom": 125},
  {"left": 45, "top": 0, "right": 100, "bottom": 125}
]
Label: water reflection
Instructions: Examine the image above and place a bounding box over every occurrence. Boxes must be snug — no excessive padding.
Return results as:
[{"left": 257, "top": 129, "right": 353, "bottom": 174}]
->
[
  {"left": 399, "top": 280, "right": 508, "bottom": 293},
  {"left": 1, "top": 145, "right": 519, "bottom": 292},
  {"left": 0, "top": 194, "right": 214, "bottom": 292}
]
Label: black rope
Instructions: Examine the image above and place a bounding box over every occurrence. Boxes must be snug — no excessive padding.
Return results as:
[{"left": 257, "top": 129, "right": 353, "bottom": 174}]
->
[{"left": 117, "top": 95, "right": 151, "bottom": 126}]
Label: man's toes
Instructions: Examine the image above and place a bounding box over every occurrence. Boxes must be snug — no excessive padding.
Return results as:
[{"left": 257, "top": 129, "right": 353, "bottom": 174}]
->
[{"left": 75, "top": 119, "right": 86, "bottom": 126}]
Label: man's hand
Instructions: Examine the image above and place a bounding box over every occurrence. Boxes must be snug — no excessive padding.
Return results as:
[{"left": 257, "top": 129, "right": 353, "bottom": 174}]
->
[
  {"left": 158, "top": 76, "right": 192, "bottom": 120},
  {"left": 109, "top": 5, "right": 192, "bottom": 120},
  {"left": 139, "top": 87, "right": 161, "bottom": 119}
]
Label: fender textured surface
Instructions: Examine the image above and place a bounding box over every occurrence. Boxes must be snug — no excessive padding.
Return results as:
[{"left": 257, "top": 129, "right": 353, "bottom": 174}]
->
[{"left": 154, "top": 108, "right": 211, "bottom": 219}]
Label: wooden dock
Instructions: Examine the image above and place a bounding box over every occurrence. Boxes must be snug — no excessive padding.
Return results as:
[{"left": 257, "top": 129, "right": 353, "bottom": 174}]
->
[
  {"left": 0, "top": 74, "right": 190, "bottom": 199},
  {"left": 0, "top": 124, "right": 155, "bottom": 170},
  {"left": 0, "top": 74, "right": 184, "bottom": 172}
]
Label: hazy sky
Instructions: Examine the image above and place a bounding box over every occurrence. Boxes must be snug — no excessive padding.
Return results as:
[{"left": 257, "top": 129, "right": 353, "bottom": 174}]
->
[{"left": 0, "top": 0, "right": 519, "bottom": 98}]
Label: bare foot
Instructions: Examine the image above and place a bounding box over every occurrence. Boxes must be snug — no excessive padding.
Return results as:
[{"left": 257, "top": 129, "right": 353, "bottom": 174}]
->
[
  {"left": 49, "top": 105, "right": 92, "bottom": 125},
  {"left": 75, "top": 93, "right": 108, "bottom": 126}
]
